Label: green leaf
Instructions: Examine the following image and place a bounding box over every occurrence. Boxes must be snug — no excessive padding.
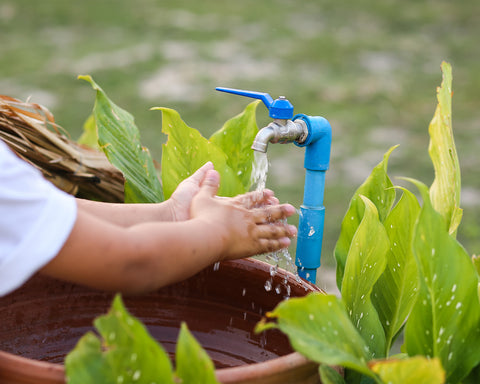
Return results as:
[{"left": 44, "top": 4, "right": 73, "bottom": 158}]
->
[
  {"left": 319, "top": 365, "right": 346, "bottom": 384},
  {"left": 371, "top": 188, "right": 421, "bottom": 353},
  {"left": 428, "top": 61, "right": 462, "bottom": 236},
  {"left": 209, "top": 101, "right": 259, "bottom": 191},
  {"left": 154, "top": 107, "right": 244, "bottom": 199},
  {"left": 65, "top": 295, "right": 174, "bottom": 384},
  {"left": 404, "top": 180, "right": 480, "bottom": 383},
  {"left": 341, "top": 196, "right": 389, "bottom": 359},
  {"left": 79, "top": 75, "right": 163, "bottom": 203},
  {"left": 370, "top": 356, "right": 445, "bottom": 384},
  {"left": 77, "top": 114, "right": 100, "bottom": 150},
  {"left": 334, "top": 146, "right": 397, "bottom": 290},
  {"left": 175, "top": 322, "right": 220, "bottom": 384},
  {"left": 256, "top": 293, "right": 374, "bottom": 378}
]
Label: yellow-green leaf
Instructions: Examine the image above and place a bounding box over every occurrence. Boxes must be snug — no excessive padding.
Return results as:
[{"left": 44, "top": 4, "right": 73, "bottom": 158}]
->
[
  {"left": 371, "top": 188, "right": 420, "bottom": 353},
  {"left": 65, "top": 295, "right": 174, "bottom": 384},
  {"left": 370, "top": 356, "right": 445, "bottom": 384},
  {"left": 175, "top": 322, "right": 220, "bottom": 384},
  {"left": 209, "top": 101, "right": 259, "bottom": 191},
  {"left": 155, "top": 107, "right": 244, "bottom": 199},
  {"left": 341, "top": 196, "right": 389, "bottom": 359},
  {"left": 405, "top": 180, "right": 480, "bottom": 383},
  {"left": 77, "top": 114, "right": 100, "bottom": 150},
  {"left": 334, "top": 146, "right": 397, "bottom": 290},
  {"left": 256, "top": 293, "right": 374, "bottom": 378},
  {"left": 428, "top": 61, "right": 462, "bottom": 236}
]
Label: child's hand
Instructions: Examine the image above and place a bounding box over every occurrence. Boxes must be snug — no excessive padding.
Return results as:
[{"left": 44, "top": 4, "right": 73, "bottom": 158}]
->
[
  {"left": 191, "top": 169, "right": 297, "bottom": 260},
  {"left": 168, "top": 162, "right": 214, "bottom": 221}
]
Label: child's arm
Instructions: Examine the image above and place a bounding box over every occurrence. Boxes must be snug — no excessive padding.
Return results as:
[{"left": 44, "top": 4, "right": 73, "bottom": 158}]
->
[{"left": 40, "top": 169, "right": 296, "bottom": 294}]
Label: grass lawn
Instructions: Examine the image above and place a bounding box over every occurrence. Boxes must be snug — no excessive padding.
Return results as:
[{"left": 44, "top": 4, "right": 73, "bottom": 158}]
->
[{"left": 2, "top": 0, "right": 479, "bottom": 286}]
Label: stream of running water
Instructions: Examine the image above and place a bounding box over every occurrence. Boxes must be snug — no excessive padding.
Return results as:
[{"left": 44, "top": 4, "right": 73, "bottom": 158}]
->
[{"left": 250, "top": 151, "right": 305, "bottom": 299}]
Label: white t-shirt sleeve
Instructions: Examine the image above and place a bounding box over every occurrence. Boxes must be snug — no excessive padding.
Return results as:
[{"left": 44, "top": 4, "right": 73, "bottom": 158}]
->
[{"left": 0, "top": 141, "right": 77, "bottom": 296}]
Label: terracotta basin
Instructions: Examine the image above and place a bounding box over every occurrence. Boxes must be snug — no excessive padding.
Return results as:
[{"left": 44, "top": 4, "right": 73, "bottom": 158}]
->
[{"left": 0, "top": 258, "right": 325, "bottom": 384}]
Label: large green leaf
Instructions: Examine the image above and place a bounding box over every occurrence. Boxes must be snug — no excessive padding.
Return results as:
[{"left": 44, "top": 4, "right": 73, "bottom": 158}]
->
[
  {"left": 428, "top": 62, "right": 462, "bottom": 236},
  {"left": 65, "top": 295, "right": 174, "bottom": 384},
  {"left": 371, "top": 188, "right": 420, "bottom": 353},
  {"left": 341, "top": 196, "right": 389, "bottom": 359},
  {"left": 80, "top": 75, "right": 163, "bottom": 203},
  {"left": 209, "top": 101, "right": 259, "bottom": 191},
  {"left": 334, "top": 146, "right": 397, "bottom": 290},
  {"left": 175, "top": 322, "right": 220, "bottom": 384},
  {"left": 256, "top": 293, "right": 374, "bottom": 378},
  {"left": 404, "top": 181, "right": 480, "bottom": 383},
  {"left": 154, "top": 107, "right": 244, "bottom": 199},
  {"left": 370, "top": 356, "right": 445, "bottom": 384}
]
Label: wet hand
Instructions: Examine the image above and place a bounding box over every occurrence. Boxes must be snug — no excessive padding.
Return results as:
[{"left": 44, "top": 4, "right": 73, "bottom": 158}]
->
[
  {"left": 191, "top": 169, "right": 297, "bottom": 260},
  {"left": 168, "top": 162, "right": 214, "bottom": 221}
]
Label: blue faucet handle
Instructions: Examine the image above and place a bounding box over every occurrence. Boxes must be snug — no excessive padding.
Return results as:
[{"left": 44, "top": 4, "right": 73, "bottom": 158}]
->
[{"left": 216, "top": 87, "right": 294, "bottom": 119}]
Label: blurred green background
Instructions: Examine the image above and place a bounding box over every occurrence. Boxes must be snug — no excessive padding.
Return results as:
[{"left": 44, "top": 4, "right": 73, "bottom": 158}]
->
[{"left": 1, "top": 0, "right": 479, "bottom": 291}]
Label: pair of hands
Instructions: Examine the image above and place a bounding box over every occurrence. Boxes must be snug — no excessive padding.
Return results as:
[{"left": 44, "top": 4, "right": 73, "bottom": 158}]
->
[{"left": 168, "top": 162, "right": 297, "bottom": 259}]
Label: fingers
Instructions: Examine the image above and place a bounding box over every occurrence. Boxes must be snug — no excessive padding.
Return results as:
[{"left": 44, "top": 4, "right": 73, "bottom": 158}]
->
[
  {"left": 233, "top": 189, "right": 277, "bottom": 209},
  {"left": 252, "top": 203, "right": 296, "bottom": 223},
  {"left": 256, "top": 222, "right": 297, "bottom": 239},
  {"left": 198, "top": 169, "right": 220, "bottom": 197},
  {"left": 257, "top": 237, "right": 292, "bottom": 254}
]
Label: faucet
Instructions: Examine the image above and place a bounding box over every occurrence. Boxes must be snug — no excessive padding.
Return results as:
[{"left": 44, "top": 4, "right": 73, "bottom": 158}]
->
[
  {"left": 216, "top": 87, "right": 332, "bottom": 285},
  {"left": 216, "top": 88, "right": 308, "bottom": 152}
]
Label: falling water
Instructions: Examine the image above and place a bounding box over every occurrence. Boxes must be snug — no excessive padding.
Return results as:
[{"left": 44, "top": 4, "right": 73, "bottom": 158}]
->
[
  {"left": 250, "top": 151, "right": 269, "bottom": 191},
  {"left": 250, "top": 151, "right": 302, "bottom": 299}
]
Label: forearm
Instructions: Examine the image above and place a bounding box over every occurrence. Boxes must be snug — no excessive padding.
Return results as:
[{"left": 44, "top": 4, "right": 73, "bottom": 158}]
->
[
  {"left": 40, "top": 209, "right": 221, "bottom": 294},
  {"left": 76, "top": 198, "right": 175, "bottom": 227}
]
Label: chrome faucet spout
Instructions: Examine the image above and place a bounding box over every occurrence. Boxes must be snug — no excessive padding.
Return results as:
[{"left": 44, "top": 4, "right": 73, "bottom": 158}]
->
[
  {"left": 251, "top": 126, "right": 275, "bottom": 153},
  {"left": 251, "top": 119, "right": 308, "bottom": 153}
]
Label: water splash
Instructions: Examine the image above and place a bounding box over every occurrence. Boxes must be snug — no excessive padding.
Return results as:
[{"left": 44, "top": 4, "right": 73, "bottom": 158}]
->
[{"left": 249, "top": 151, "right": 307, "bottom": 297}]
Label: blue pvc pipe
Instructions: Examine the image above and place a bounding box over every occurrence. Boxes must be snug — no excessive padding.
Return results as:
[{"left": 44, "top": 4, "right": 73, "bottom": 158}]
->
[{"left": 293, "top": 114, "right": 332, "bottom": 284}]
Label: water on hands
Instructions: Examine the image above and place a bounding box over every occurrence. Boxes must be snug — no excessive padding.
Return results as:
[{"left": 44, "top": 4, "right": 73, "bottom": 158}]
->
[{"left": 250, "top": 152, "right": 303, "bottom": 299}]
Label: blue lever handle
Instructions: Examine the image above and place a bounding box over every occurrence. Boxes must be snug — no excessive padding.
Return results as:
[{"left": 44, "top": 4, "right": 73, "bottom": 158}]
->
[{"left": 216, "top": 87, "right": 294, "bottom": 119}]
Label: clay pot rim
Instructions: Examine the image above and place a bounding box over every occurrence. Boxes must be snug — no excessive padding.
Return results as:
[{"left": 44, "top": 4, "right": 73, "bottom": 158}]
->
[
  {"left": 0, "top": 348, "right": 316, "bottom": 383},
  {"left": 216, "top": 351, "right": 316, "bottom": 382}
]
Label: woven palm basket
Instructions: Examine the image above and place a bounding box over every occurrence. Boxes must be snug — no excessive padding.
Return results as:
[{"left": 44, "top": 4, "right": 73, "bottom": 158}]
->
[{"left": 0, "top": 95, "right": 124, "bottom": 202}]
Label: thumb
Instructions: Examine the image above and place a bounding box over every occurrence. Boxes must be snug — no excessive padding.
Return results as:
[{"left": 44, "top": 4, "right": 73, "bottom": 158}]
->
[
  {"left": 188, "top": 161, "right": 214, "bottom": 184},
  {"left": 199, "top": 169, "right": 220, "bottom": 197}
]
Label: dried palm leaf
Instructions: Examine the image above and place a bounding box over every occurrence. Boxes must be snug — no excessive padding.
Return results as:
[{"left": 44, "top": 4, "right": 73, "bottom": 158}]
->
[{"left": 0, "top": 95, "right": 124, "bottom": 202}]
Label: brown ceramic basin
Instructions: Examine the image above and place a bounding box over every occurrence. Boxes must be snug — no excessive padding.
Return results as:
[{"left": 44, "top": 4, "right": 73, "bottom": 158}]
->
[{"left": 0, "top": 258, "right": 324, "bottom": 384}]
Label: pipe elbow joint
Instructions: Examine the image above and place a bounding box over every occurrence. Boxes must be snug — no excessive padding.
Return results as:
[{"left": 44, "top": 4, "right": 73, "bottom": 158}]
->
[{"left": 293, "top": 114, "right": 332, "bottom": 171}]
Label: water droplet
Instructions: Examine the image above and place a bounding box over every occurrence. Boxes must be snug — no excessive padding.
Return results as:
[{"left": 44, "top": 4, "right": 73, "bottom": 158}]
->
[
  {"left": 275, "top": 285, "right": 282, "bottom": 294},
  {"left": 242, "top": 288, "right": 246, "bottom": 296},
  {"left": 456, "top": 302, "right": 462, "bottom": 309},
  {"left": 452, "top": 284, "right": 457, "bottom": 292},
  {"left": 432, "top": 248, "right": 436, "bottom": 256},
  {"left": 308, "top": 227, "right": 315, "bottom": 236},
  {"left": 264, "top": 280, "right": 272, "bottom": 291},
  {"left": 132, "top": 370, "right": 141, "bottom": 381},
  {"left": 117, "top": 376, "right": 124, "bottom": 384},
  {"left": 213, "top": 262, "right": 220, "bottom": 271},
  {"left": 309, "top": 314, "right": 314, "bottom": 321}
]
